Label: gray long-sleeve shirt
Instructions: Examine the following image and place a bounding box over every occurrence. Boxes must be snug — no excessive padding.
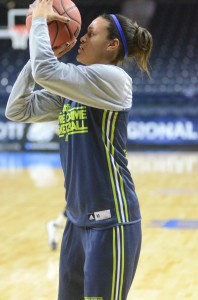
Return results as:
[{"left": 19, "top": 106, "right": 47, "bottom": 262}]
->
[{"left": 5, "top": 17, "right": 133, "bottom": 123}]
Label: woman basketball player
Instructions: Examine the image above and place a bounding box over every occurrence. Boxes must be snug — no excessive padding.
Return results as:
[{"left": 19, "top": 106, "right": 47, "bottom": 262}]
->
[{"left": 6, "top": 0, "right": 153, "bottom": 299}]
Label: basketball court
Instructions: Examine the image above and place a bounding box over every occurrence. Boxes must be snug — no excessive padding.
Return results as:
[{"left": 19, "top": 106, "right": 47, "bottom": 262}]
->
[{"left": 0, "top": 151, "right": 197, "bottom": 300}]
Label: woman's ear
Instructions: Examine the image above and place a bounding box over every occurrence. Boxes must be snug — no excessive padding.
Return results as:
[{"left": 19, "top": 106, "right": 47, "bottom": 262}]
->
[{"left": 107, "top": 38, "right": 120, "bottom": 52}]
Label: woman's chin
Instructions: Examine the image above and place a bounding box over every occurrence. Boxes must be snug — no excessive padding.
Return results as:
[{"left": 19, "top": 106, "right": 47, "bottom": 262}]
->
[{"left": 76, "top": 55, "right": 86, "bottom": 65}]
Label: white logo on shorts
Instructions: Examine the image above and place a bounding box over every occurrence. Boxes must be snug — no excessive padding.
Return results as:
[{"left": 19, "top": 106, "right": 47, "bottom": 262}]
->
[{"left": 94, "top": 209, "right": 111, "bottom": 221}]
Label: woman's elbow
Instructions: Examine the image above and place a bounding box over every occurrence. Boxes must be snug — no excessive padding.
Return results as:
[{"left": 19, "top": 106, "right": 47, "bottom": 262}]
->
[
  {"left": 5, "top": 106, "right": 26, "bottom": 122},
  {"left": 5, "top": 106, "right": 15, "bottom": 121},
  {"left": 5, "top": 109, "right": 20, "bottom": 121}
]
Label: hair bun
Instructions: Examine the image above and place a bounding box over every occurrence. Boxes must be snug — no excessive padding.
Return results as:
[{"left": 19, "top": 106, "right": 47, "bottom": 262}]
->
[{"left": 137, "top": 27, "right": 151, "bottom": 52}]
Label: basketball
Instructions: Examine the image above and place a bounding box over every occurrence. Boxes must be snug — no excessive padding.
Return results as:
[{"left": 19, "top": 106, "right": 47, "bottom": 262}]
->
[{"left": 26, "top": 0, "right": 81, "bottom": 48}]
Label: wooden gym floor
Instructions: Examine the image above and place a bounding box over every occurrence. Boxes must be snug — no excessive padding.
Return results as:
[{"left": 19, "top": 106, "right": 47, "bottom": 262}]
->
[{"left": 0, "top": 151, "right": 198, "bottom": 300}]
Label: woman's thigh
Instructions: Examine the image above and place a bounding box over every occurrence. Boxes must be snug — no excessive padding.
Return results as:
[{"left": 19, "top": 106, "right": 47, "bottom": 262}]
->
[
  {"left": 84, "top": 222, "right": 142, "bottom": 300},
  {"left": 58, "top": 220, "right": 85, "bottom": 300}
]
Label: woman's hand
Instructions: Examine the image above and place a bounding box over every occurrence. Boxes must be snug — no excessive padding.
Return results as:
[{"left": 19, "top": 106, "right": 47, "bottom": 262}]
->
[
  {"left": 53, "top": 39, "right": 77, "bottom": 58},
  {"left": 31, "top": 0, "right": 70, "bottom": 23}
]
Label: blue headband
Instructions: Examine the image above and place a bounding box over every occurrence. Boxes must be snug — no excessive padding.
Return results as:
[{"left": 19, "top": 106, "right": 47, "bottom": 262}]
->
[{"left": 110, "top": 14, "right": 128, "bottom": 57}]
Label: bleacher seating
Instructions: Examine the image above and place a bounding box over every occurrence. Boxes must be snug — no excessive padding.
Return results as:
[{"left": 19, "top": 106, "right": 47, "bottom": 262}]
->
[{"left": 126, "top": 3, "right": 198, "bottom": 115}]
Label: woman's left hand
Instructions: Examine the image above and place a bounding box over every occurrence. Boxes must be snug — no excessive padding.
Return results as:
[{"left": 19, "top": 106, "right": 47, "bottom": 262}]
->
[
  {"left": 31, "top": 0, "right": 70, "bottom": 23},
  {"left": 53, "top": 39, "right": 77, "bottom": 58}
]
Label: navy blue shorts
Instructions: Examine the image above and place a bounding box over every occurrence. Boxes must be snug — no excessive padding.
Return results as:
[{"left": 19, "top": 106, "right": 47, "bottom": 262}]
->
[{"left": 58, "top": 220, "right": 141, "bottom": 300}]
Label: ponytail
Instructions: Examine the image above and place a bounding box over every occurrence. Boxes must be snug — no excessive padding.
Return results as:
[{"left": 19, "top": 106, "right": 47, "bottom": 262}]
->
[
  {"left": 102, "top": 14, "right": 153, "bottom": 77},
  {"left": 131, "top": 24, "right": 153, "bottom": 77}
]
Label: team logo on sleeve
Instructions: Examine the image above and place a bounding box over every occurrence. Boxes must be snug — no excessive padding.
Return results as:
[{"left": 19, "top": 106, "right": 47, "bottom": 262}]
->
[{"left": 58, "top": 104, "right": 88, "bottom": 141}]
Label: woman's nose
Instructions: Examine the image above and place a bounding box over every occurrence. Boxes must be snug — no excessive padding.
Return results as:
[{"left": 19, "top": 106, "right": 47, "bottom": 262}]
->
[{"left": 80, "top": 34, "right": 86, "bottom": 43}]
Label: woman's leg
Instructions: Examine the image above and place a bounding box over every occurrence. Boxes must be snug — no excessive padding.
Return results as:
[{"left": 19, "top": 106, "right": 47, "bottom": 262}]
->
[
  {"left": 84, "top": 222, "right": 142, "bottom": 300},
  {"left": 58, "top": 220, "right": 85, "bottom": 300}
]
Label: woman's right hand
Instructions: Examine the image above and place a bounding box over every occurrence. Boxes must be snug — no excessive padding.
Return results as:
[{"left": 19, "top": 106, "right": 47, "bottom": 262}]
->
[{"left": 31, "top": 0, "right": 70, "bottom": 23}]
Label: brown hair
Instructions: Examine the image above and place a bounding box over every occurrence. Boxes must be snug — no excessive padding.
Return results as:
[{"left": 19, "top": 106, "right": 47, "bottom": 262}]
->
[{"left": 102, "top": 14, "right": 153, "bottom": 77}]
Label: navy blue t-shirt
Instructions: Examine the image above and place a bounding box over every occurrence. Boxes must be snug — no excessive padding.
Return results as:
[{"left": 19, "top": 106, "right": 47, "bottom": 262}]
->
[{"left": 58, "top": 99, "right": 141, "bottom": 228}]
